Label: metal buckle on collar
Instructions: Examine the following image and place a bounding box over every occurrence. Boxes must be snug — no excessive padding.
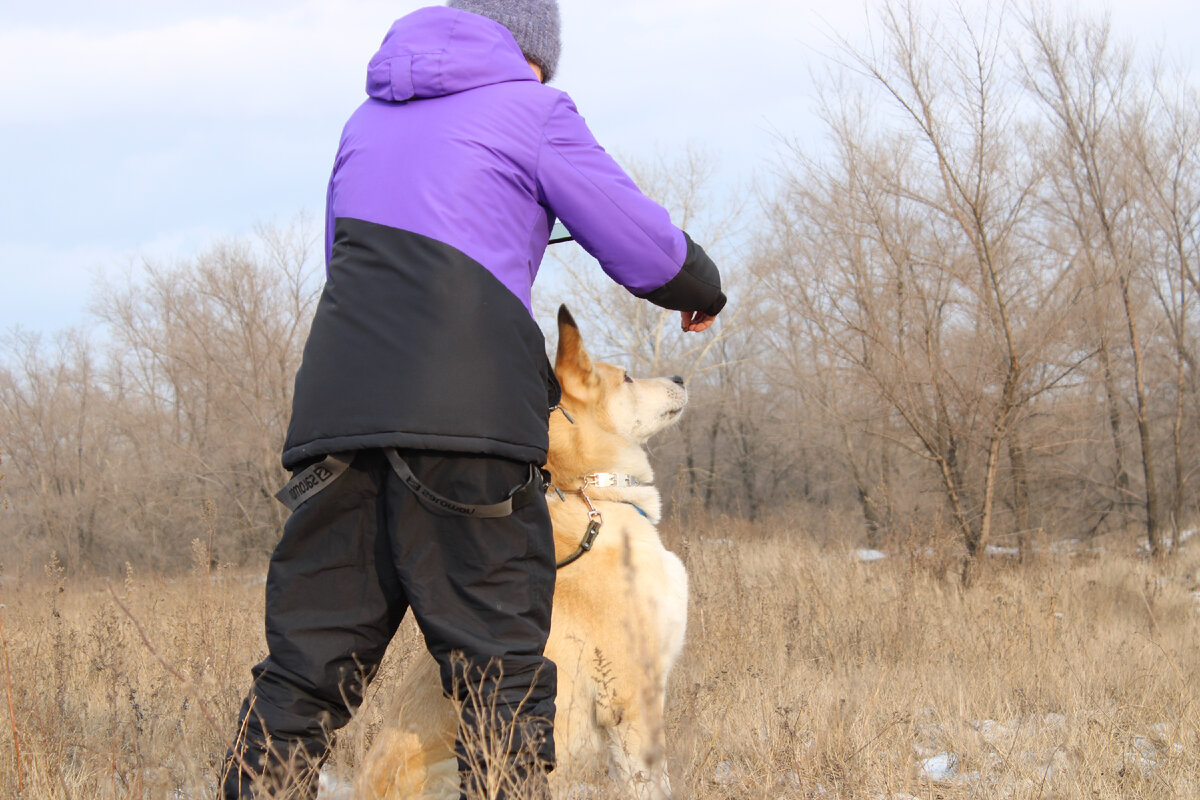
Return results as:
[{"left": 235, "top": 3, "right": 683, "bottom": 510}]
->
[
  {"left": 578, "top": 486, "right": 603, "bottom": 528},
  {"left": 583, "top": 472, "right": 641, "bottom": 489}
]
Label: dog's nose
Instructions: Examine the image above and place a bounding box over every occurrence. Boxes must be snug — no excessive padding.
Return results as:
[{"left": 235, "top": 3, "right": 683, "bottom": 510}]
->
[{"left": 670, "top": 375, "right": 685, "bottom": 387}]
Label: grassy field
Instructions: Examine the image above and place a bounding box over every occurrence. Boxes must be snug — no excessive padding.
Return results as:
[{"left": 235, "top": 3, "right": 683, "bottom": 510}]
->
[{"left": 1, "top": 518, "right": 1197, "bottom": 799}]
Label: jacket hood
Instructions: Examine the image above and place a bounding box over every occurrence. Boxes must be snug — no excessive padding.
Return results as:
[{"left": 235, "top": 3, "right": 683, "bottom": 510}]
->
[{"left": 366, "top": 6, "right": 538, "bottom": 102}]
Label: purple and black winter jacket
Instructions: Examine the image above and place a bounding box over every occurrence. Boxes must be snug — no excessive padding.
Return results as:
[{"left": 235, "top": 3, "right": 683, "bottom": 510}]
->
[{"left": 283, "top": 6, "right": 726, "bottom": 469}]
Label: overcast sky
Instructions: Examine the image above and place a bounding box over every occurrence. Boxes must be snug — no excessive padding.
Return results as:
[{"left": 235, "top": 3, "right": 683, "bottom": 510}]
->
[{"left": 2, "top": 0, "right": 1197, "bottom": 334}]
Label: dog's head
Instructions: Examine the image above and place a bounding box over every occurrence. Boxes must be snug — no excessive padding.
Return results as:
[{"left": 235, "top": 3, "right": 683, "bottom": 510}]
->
[{"left": 548, "top": 305, "right": 687, "bottom": 486}]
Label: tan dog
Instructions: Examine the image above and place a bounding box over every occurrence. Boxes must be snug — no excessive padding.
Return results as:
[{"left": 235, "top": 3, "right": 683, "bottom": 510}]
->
[{"left": 357, "top": 306, "right": 690, "bottom": 800}]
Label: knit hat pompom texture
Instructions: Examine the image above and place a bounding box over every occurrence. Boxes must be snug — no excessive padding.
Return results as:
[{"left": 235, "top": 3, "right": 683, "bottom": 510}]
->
[{"left": 447, "top": 0, "right": 561, "bottom": 82}]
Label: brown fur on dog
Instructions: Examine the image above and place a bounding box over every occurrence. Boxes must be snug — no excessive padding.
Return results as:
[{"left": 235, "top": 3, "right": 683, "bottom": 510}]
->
[{"left": 358, "top": 306, "right": 689, "bottom": 800}]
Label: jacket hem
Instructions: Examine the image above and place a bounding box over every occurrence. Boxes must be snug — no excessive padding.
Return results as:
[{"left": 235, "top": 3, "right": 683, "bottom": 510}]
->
[{"left": 282, "top": 431, "right": 548, "bottom": 471}]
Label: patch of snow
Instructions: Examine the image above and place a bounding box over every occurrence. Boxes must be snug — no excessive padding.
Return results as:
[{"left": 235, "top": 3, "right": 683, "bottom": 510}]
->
[
  {"left": 713, "top": 760, "right": 743, "bottom": 786},
  {"left": 916, "top": 752, "right": 958, "bottom": 781},
  {"left": 855, "top": 548, "right": 888, "bottom": 562},
  {"left": 563, "top": 784, "right": 604, "bottom": 800},
  {"left": 318, "top": 772, "right": 356, "bottom": 799},
  {"left": 970, "top": 718, "right": 1016, "bottom": 746},
  {"left": 1150, "top": 722, "right": 1174, "bottom": 740},
  {"left": 1125, "top": 737, "right": 1162, "bottom": 777},
  {"left": 986, "top": 545, "right": 1021, "bottom": 556},
  {"left": 1155, "top": 528, "right": 1199, "bottom": 549},
  {"left": 774, "top": 771, "right": 802, "bottom": 792},
  {"left": 1031, "top": 747, "right": 1078, "bottom": 782},
  {"left": 1043, "top": 712, "right": 1068, "bottom": 729},
  {"left": 913, "top": 721, "right": 950, "bottom": 757},
  {"left": 703, "top": 538, "right": 735, "bottom": 548},
  {"left": 1131, "top": 736, "right": 1158, "bottom": 759}
]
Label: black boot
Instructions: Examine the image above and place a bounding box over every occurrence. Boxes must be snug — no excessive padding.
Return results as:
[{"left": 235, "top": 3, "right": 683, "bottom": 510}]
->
[{"left": 220, "top": 733, "right": 323, "bottom": 800}]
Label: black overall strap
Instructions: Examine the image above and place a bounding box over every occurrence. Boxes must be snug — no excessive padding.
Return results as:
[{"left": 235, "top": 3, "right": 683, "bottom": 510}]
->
[
  {"left": 275, "top": 450, "right": 545, "bottom": 517},
  {"left": 275, "top": 453, "right": 356, "bottom": 512},
  {"left": 385, "top": 448, "right": 543, "bottom": 518}
]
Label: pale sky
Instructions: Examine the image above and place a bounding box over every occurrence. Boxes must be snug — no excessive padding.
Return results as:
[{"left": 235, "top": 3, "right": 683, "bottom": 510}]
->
[{"left": 1, "top": 0, "right": 1196, "bottom": 334}]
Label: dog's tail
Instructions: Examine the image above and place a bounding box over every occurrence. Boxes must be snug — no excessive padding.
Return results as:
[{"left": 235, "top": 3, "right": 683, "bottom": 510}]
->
[{"left": 357, "top": 657, "right": 459, "bottom": 800}]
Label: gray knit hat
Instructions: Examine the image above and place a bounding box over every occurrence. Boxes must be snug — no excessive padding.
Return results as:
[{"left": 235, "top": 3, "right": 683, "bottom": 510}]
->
[{"left": 447, "top": 0, "right": 561, "bottom": 82}]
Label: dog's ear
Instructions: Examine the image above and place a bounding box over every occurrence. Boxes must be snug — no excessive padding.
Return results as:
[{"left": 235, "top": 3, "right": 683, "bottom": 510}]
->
[{"left": 556, "top": 304, "right": 594, "bottom": 382}]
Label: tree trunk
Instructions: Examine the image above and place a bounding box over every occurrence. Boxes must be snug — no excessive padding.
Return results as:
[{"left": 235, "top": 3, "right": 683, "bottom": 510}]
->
[
  {"left": 684, "top": 434, "right": 698, "bottom": 501},
  {"left": 1171, "top": 342, "right": 1185, "bottom": 552},
  {"left": 736, "top": 418, "right": 758, "bottom": 522},
  {"left": 964, "top": 424, "right": 1005, "bottom": 585},
  {"left": 1009, "top": 435, "right": 1033, "bottom": 562},
  {"left": 1097, "top": 335, "right": 1131, "bottom": 510},
  {"left": 1119, "top": 275, "right": 1163, "bottom": 556},
  {"left": 702, "top": 414, "right": 721, "bottom": 511},
  {"left": 880, "top": 444, "right": 894, "bottom": 536},
  {"left": 841, "top": 426, "right": 883, "bottom": 547}
]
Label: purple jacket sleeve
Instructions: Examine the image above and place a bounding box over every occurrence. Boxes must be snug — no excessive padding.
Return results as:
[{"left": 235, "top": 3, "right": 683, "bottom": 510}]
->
[{"left": 535, "top": 94, "right": 726, "bottom": 316}]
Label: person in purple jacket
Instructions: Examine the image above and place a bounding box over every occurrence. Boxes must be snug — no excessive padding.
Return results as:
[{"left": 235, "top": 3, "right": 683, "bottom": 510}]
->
[{"left": 221, "top": 1, "right": 725, "bottom": 798}]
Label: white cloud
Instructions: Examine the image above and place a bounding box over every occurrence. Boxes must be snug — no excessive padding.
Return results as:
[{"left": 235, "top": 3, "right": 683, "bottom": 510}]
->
[
  {"left": 0, "top": 1, "right": 412, "bottom": 125},
  {"left": 2, "top": 241, "right": 125, "bottom": 333},
  {"left": 0, "top": 0, "right": 860, "bottom": 127},
  {"left": 0, "top": 225, "right": 254, "bottom": 333}
]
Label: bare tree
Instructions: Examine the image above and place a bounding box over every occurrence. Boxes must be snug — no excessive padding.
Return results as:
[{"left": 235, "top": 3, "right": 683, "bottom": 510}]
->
[
  {"left": 763, "top": 2, "right": 1088, "bottom": 581},
  {"left": 93, "top": 224, "right": 320, "bottom": 562},
  {"left": 0, "top": 330, "right": 115, "bottom": 570},
  {"left": 1021, "top": 8, "right": 1173, "bottom": 554},
  {"left": 0, "top": 222, "right": 320, "bottom": 572},
  {"left": 1122, "top": 69, "right": 1200, "bottom": 547},
  {"left": 5, "top": 6, "right": 1198, "bottom": 573}
]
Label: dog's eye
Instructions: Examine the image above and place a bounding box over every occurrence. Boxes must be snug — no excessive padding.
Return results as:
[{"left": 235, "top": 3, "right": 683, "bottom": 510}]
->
[{"left": 623, "top": 373, "right": 633, "bottom": 384}]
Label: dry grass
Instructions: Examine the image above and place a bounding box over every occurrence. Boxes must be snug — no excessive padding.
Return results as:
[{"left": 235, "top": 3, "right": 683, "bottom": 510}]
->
[{"left": 1, "top": 520, "right": 1197, "bottom": 800}]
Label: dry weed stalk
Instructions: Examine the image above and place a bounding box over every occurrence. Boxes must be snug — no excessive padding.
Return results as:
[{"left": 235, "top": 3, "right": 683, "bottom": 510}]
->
[
  {"left": 449, "top": 654, "right": 552, "bottom": 800},
  {"left": 1, "top": 521, "right": 1197, "bottom": 799},
  {"left": 104, "top": 581, "right": 227, "bottom": 741},
  {"left": 0, "top": 604, "right": 23, "bottom": 795}
]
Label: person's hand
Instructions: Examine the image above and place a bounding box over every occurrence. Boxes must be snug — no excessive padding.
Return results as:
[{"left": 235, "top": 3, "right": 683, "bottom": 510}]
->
[{"left": 680, "top": 310, "right": 717, "bottom": 333}]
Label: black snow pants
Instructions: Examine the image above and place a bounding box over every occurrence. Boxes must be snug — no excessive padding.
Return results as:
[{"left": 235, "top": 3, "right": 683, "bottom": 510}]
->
[{"left": 220, "top": 448, "right": 557, "bottom": 800}]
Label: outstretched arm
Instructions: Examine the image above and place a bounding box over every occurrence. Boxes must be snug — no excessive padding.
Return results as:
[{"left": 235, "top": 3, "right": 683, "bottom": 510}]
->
[{"left": 535, "top": 93, "right": 726, "bottom": 326}]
